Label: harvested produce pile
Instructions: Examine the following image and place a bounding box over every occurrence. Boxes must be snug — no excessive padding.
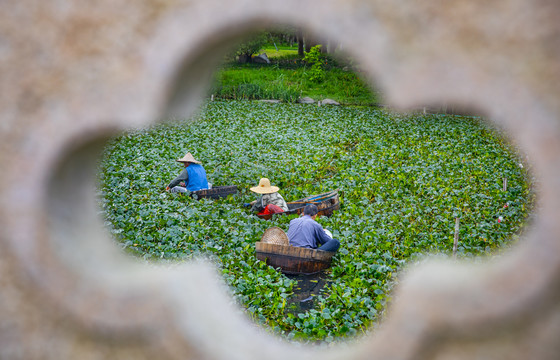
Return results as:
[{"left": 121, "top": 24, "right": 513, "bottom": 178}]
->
[{"left": 99, "top": 100, "right": 533, "bottom": 342}]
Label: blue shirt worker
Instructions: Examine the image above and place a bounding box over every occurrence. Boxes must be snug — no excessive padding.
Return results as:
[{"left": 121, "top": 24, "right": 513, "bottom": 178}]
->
[
  {"left": 166, "top": 152, "right": 209, "bottom": 193},
  {"left": 287, "top": 204, "right": 340, "bottom": 252}
]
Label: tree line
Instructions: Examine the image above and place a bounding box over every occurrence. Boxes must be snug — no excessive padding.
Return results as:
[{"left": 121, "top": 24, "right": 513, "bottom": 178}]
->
[{"left": 235, "top": 26, "right": 341, "bottom": 63}]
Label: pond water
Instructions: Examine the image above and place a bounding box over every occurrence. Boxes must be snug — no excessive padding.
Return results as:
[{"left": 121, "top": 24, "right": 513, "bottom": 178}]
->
[{"left": 286, "top": 272, "right": 332, "bottom": 314}]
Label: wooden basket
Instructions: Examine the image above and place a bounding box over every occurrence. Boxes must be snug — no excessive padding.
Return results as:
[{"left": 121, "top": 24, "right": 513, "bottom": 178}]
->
[
  {"left": 191, "top": 185, "right": 238, "bottom": 199},
  {"left": 255, "top": 242, "right": 335, "bottom": 275},
  {"left": 260, "top": 226, "right": 290, "bottom": 246}
]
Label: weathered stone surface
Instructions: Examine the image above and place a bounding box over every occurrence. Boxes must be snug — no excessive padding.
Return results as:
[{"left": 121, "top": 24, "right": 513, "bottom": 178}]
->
[
  {"left": 253, "top": 53, "right": 271, "bottom": 64},
  {"left": 319, "top": 98, "right": 340, "bottom": 105},
  {"left": 1, "top": 0, "right": 560, "bottom": 359},
  {"left": 298, "top": 96, "right": 315, "bottom": 104}
]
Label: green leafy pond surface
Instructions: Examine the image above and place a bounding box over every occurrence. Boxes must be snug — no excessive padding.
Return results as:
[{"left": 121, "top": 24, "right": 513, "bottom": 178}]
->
[{"left": 99, "top": 100, "right": 533, "bottom": 342}]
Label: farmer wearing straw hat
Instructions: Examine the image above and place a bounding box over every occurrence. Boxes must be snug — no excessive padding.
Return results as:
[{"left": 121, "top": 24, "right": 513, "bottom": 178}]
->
[
  {"left": 166, "top": 153, "right": 210, "bottom": 193},
  {"left": 249, "top": 178, "right": 288, "bottom": 215}
]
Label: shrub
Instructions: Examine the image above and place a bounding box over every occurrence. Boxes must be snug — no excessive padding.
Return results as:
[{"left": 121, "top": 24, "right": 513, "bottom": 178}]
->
[
  {"left": 234, "top": 32, "right": 269, "bottom": 63},
  {"left": 303, "top": 45, "right": 326, "bottom": 82}
]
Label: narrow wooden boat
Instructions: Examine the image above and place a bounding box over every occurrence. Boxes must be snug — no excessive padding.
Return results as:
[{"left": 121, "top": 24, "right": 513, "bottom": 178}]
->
[
  {"left": 255, "top": 242, "right": 335, "bottom": 275},
  {"left": 257, "top": 189, "right": 340, "bottom": 220},
  {"left": 191, "top": 185, "right": 238, "bottom": 199}
]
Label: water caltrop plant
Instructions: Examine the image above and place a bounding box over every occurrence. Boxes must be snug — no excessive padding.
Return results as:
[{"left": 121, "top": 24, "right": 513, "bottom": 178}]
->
[{"left": 98, "top": 100, "right": 533, "bottom": 343}]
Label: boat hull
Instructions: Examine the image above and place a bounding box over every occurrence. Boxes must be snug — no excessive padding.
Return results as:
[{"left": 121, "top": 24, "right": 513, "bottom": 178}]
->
[
  {"left": 191, "top": 185, "right": 238, "bottom": 199},
  {"left": 255, "top": 242, "right": 335, "bottom": 275},
  {"left": 257, "top": 190, "right": 340, "bottom": 220}
]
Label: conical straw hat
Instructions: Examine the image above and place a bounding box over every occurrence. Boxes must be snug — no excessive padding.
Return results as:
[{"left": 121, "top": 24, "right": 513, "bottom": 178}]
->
[
  {"left": 260, "top": 226, "right": 289, "bottom": 246},
  {"left": 250, "top": 178, "right": 280, "bottom": 194},
  {"left": 176, "top": 152, "right": 201, "bottom": 164}
]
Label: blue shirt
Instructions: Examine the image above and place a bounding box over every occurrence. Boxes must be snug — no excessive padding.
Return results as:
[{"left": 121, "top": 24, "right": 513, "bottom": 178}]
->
[
  {"left": 185, "top": 163, "right": 209, "bottom": 191},
  {"left": 287, "top": 215, "right": 332, "bottom": 249}
]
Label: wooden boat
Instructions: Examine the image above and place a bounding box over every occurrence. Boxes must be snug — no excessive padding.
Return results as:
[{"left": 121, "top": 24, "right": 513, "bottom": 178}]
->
[
  {"left": 191, "top": 185, "right": 238, "bottom": 199},
  {"left": 255, "top": 242, "right": 336, "bottom": 275},
  {"left": 257, "top": 189, "right": 340, "bottom": 220}
]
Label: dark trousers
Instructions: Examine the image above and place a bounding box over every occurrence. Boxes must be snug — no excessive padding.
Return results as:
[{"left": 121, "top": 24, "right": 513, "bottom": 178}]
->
[{"left": 318, "top": 238, "right": 340, "bottom": 252}]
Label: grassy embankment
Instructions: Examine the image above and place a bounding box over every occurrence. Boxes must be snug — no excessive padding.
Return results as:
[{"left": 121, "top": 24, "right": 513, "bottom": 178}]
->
[{"left": 210, "top": 45, "right": 382, "bottom": 106}]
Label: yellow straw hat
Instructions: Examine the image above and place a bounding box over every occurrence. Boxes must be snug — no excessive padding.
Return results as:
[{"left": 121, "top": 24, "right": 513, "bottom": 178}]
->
[
  {"left": 176, "top": 152, "right": 201, "bottom": 164},
  {"left": 260, "top": 226, "right": 289, "bottom": 246},
  {"left": 250, "top": 178, "right": 280, "bottom": 194}
]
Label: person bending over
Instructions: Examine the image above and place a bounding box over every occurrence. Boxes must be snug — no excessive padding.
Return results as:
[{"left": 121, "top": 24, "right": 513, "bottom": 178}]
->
[
  {"left": 287, "top": 204, "right": 340, "bottom": 252},
  {"left": 249, "top": 178, "right": 288, "bottom": 215},
  {"left": 166, "top": 152, "right": 209, "bottom": 193}
]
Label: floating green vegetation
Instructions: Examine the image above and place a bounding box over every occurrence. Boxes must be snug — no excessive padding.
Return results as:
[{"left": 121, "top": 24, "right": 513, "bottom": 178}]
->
[{"left": 99, "top": 100, "right": 534, "bottom": 343}]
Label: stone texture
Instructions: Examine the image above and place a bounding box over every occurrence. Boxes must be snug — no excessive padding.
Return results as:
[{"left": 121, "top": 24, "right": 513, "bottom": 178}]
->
[
  {"left": 298, "top": 96, "right": 315, "bottom": 104},
  {"left": 319, "top": 99, "right": 340, "bottom": 105},
  {"left": 253, "top": 53, "right": 271, "bottom": 64},
  {"left": 1, "top": 0, "right": 560, "bottom": 359}
]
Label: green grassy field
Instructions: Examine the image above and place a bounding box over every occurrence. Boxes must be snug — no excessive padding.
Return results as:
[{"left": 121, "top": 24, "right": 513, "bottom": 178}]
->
[
  {"left": 259, "top": 45, "right": 298, "bottom": 58},
  {"left": 211, "top": 45, "right": 381, "bottom": 105}
]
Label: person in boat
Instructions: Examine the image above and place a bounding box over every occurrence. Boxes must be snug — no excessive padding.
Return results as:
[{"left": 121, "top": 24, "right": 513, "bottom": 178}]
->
[
  {"left": 166, "top": 152, "right": 210, "bottom": 193},
  {"left": 249, "top": 178, "right": 289, "bottom": 215},
  {"left": 287, "top": 204, "right": 340, "bottom": 252}
]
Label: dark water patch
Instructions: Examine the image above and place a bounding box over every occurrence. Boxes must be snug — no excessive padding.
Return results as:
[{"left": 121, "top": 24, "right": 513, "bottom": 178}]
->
[{"left": 285, "top": 272, "right": 332, "bottom": 314}]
